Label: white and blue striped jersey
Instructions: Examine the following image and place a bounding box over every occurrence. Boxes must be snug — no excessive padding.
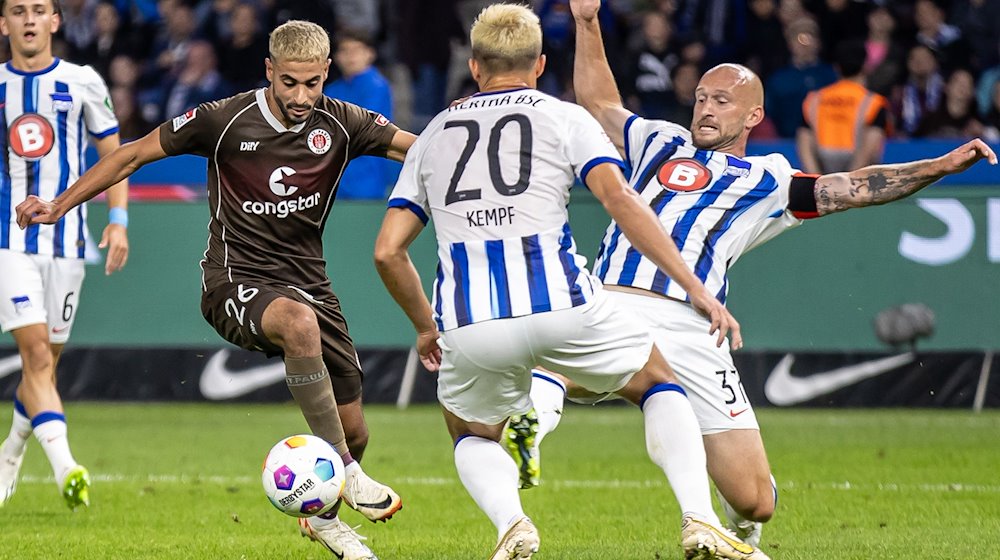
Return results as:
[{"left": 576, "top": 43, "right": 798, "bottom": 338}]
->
[
  {"left": 0, "top": 58, "right": 119, "bottom": 258},
  {"left": 594, "top": 115, "right": 802, "bottom": 305},
  {"left": 389, "top": 88, "right": 623, "bottom": 331}
]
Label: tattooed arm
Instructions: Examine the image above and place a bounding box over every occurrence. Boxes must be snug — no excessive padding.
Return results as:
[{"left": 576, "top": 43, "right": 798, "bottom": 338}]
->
[{"left": 813, "top": 138, "right": 997, "bottom": 216}]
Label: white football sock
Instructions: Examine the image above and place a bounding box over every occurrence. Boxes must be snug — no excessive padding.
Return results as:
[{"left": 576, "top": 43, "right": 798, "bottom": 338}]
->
[
  {"left": 33, "top": 415, "right": 77, "bottom": 485},
  {"left": 642, "top": 386, "right": 720, "bottom": 525},
  {"left": 2, "top": 400, "right": 32, "bottom": 457},
  {"left": 529, "top": 370, "right": 565, "bottom": 446},
  {"left": 454, "top": 436, "right": 525, "bottom": 540}
]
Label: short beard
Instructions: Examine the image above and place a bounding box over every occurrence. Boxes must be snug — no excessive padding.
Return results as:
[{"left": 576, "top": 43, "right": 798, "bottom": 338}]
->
[{"left": 278, "top": 99, "right": 311, "bottom": 124}]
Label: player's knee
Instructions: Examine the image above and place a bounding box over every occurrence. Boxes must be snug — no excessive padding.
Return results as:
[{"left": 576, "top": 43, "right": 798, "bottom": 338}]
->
[
  {"left": 274, "top": 305, "right": 321, "bottom": 354},
  {"left": 18, "top": 338, "right": 53, "bottom": 376}
]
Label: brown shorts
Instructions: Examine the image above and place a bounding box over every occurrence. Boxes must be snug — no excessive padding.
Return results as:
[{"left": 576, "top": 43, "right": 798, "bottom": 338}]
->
[{"left": 200, "top": 278, "right": 363, "bottom": 403}]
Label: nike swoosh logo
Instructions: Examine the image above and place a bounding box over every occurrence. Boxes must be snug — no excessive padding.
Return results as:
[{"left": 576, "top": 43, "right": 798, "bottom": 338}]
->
[
  {"left": 729, "top": 408, "right": 749, "bottom": 417},
  {"left": 764, "top": 352, "right": 915, "bottom": 406},
  {"left": 199, "top": 349, "right": 286, "bottom": 400},
  {"left": 52, "top": 326, "right": 69, "bottom": 333},
  {"left": 0, "top": 354, "right": 22, "bottom": 381},
  {"left": 352, "top": 495, "right": 394, "bottom": 509}
]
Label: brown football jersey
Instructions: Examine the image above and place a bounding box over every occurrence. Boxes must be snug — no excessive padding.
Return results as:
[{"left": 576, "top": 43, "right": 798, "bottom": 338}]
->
[{"left": 158, "top": 89, "right": 399, "bottom": 293}]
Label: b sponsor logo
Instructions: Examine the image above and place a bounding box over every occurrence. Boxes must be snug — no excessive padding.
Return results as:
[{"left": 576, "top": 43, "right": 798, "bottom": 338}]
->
[
  {"left": 172, "top": 108, "right": 197, "bottom": 132},
  {"left": 307, "top": 129, "right": 332, "bottom": 155},
  {"left": 9, "top": 114, "right": 54, "bottom": 160},
  {"left": 657, "top": 158, "right": 712, "bottom": 192}
]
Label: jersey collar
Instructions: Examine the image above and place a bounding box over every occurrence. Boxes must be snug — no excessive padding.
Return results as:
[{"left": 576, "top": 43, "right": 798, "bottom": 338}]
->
[
  {"left": 256, "top": 88, "right": 307, "bottom": 134},
  {"left": 6, "top": 57, "right": 60, "bottom": 77}
]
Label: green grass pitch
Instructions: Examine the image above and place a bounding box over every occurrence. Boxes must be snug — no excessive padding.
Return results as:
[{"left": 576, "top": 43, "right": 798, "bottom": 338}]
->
[{"left": 1, "top": 403, "right": 998, "bottom": 559}]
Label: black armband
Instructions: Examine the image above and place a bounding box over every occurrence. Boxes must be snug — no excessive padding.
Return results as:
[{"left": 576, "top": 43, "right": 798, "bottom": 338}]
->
[{"left": 787, "top": 173, "right": 820, "bottom": 219}]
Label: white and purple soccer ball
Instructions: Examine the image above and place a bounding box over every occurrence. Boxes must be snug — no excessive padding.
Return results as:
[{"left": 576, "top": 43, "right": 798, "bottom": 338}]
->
[{"left": 262, "top": 434, "right": 345, "bottom": 517}]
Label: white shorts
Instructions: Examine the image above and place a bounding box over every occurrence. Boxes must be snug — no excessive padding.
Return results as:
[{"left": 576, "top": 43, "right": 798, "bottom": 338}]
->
[
  {"left": 0, "top": 250, "right": 86, "bottom": 344},
  {"left": 437, "top": 290, "right": 652, "bottom": 425},
  {"left": 609, "top": 291, "right": 758, "bottom": 434}
]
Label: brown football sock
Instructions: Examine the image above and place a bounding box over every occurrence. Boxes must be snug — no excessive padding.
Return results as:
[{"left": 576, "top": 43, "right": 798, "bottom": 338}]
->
[{"left": 284, "top": 355, "right": 349, "bottom": 456}]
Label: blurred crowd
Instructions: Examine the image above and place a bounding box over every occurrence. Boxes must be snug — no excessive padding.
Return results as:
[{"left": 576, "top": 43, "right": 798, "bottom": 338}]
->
[{"left": 3, "top": 0, "right": 999, "bottom": 144}]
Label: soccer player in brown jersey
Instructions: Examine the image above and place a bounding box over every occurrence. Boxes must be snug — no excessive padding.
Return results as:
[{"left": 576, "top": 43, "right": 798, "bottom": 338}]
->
[{"left": 15, "top": 20, "right": 415, "bottom": 560}]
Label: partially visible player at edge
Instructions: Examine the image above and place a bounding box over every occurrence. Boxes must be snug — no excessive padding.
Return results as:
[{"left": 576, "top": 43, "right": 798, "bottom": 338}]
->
[
  {"left": 374, "top": 4, "right": 768, "bottom": 560},
  {"left": 16, "top": 20, "right": 414, "bottom": 560},
  {"left": 0, "top": 0, "right": 129, "bottom": 511},
  {"left": 507, "top": 0, "right": 997, "bottom": 549}
]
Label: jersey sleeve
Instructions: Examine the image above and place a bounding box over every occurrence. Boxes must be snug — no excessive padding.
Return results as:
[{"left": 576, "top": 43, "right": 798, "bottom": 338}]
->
[
  {"left": 386, "top": 133, "right": 429, "bottom": 224},
  {"left": 562, "top": 104, "right": 625, "bottom": 185},
  {"left": 337, "top": 100, "right": 400, "bottom": 159},
  {"left": 157, "top": 100, "right": 221, "bottom": 157},
  {"left": 80, "top": 66, "right": 119, "bottom": 139}
]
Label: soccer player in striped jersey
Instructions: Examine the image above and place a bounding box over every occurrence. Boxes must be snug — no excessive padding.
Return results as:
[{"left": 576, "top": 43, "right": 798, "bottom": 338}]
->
[
  {"left": 510, "top": 0, "right": 997, "bottom": 549},
  {"left": 375, "top": 5, "right": 768, "bottom": 560},
  {"left": 0, "top": 0, "right": 129, "bottom": 510}
]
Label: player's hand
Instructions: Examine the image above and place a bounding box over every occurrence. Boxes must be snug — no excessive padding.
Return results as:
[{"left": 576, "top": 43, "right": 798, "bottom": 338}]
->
[
  {"left": 569, "top": 0, "right": 601, "bottom": 21},
  {"left": 99, "top": 223, "right": 129, "bottom": 275},
  {"left": 15, "top": 195, "right": 61, "bottom": 228},
  {"left": 416, "top": 328, "right": 442, "bottom": 372},
  {"left": 688, "top": 287, "right": 743, "bottom": 350},
  {"left": 939, "top": 138, "right": 997, "bottom": 174}
]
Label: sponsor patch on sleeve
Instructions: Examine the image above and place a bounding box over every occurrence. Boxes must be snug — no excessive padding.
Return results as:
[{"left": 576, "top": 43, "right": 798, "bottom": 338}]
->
[
  {"left": 172, "top": 108, "right": 198, "bottom": 132},
  {"left": 373, "top": 113, "right": 389, "bottom": 126}
]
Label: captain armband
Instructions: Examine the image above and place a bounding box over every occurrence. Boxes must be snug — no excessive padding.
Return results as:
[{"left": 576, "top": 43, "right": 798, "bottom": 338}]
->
[{"left": 787, "top": 174, "right": 820, "bottom": 220}]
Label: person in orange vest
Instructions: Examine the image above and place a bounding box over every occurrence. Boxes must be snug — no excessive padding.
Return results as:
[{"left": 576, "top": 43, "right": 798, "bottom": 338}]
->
[{"left": 796, "top": 39, "right": 893, "bottom": 174}]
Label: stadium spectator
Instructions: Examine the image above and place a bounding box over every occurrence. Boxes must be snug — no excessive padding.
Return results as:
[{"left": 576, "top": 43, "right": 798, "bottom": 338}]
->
[
  {"left": 148, "top": 0, "right": 196, "bottom": 80},
  {"left": 797, "top": 39, "right": 892, "bottom": 174},
  {"left": 324, "top": 30, "right": 400, "bottom": 200},
  {"left": 111, "top": 85, "right": 154, "bottom": 139},
  {"left": 895, "top": 44, "right": 945, "bottom": 136},
  {"left": 975, "top": 43, "right": 1000, "bottom": 117},
  {"left": 765, "top": 16, "right": 836, "bottom": 137},
  {"left": 810, "top": 0, "right": 867, "bottom": 62},
  {"left": 863, "top": 4, "right": 906, "bottom": 98},
  {"left": 673, "top": 0, "right": 748, "bottom": 68},
  {"left": 742, "top": 0, "right": 788, "bottom": 79},
  {"left": 661, "top": 60, "right": 698, "bottom": 125},
  {"left": 16, "top": 20, "right": 415, "bottom": 560},
  {"left": 913, "top": 0, "right": 970, "bottom": 73},
  {"left": 949, "top": 0, "right": 1000, "bottom": 71},
  {"left": 621, "top": 10, "right": 678, "bottom": 119},
  {"left": 217, "top": 2, "right": 268, "bottom": 92},
  {"left": 60, "top": 0, "right": 97, "bottom": 55},
  {"left": 915, "top": 67, "right": 984, "bottom": 138},
  {"left": 194, "top": 0, "right": 237, "bottom": 49},
  {"left": 982, "top": 81, "right": 1000, "bottom": 143},
  {"left": 374, "top": 5, "right": 754, "bottom": 559},
  {"left": 393, "top": 0, "right": 463, "bottom": 129},
  {"left": 75, "top": 1, "right": 139, "bottom": 81},
  {"left": 161, "top": 40, "right": 232, "bottom": 123}
]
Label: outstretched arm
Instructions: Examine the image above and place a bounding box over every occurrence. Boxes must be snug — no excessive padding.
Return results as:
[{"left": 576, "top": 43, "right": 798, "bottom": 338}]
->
[
  {"left": 571, "top": 0, "right": 632, "bottom": 153},
  {"left": 386, "top": 130, "right": 417, "bottom": 163},
  {"left": 16, "top": 128, "right": 167, "bottom": 228},
  {"left": 813, "top": 138, "right": 997, "bottom": 216}
]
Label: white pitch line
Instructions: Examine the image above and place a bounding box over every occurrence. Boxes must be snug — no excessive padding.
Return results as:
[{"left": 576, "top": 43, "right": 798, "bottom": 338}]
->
[{"left": 15, "top": 474, "right": 1000, "bottom": 494}]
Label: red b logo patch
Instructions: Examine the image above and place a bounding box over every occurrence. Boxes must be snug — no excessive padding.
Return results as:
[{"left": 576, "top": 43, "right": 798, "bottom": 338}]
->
[
  {"left": 9, "top": 114, "right": 54, "bottom": 161},
  {"left": 657, "top": 158, "right": 712, "bottom": 192}
]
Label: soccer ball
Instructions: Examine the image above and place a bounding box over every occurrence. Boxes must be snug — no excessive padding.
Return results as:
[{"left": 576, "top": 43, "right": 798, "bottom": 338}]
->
[{"left": 262, "top": 434, "right": 345, "bottom": 517}]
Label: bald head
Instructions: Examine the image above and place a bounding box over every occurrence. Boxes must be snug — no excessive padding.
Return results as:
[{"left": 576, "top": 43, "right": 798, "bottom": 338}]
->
[
  {"left": 690, "top": 63, "right": 764, "bottom": 154},
  {"left": 701, "top": 63, "right": 764, "bottom": 106}
]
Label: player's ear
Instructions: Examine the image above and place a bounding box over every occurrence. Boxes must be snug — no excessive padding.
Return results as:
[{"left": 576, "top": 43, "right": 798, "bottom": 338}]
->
[
  {"left": 535, "top": 54, "right": 546, "bottom": 78},
  {"left": 265, "top": 57, "right": 274, "bottom": 82},
  {"left": 50, "top": 9, "right": 61, "bottom": 33},
  {"left": 324, "top": 58, "right": 331, "bottom": 78},
  {"left": 468, "top": 58, "right": 480, "bottom": 83},
  {"left": 746, "top": 105, "right": 764, "bottom": 130}
]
